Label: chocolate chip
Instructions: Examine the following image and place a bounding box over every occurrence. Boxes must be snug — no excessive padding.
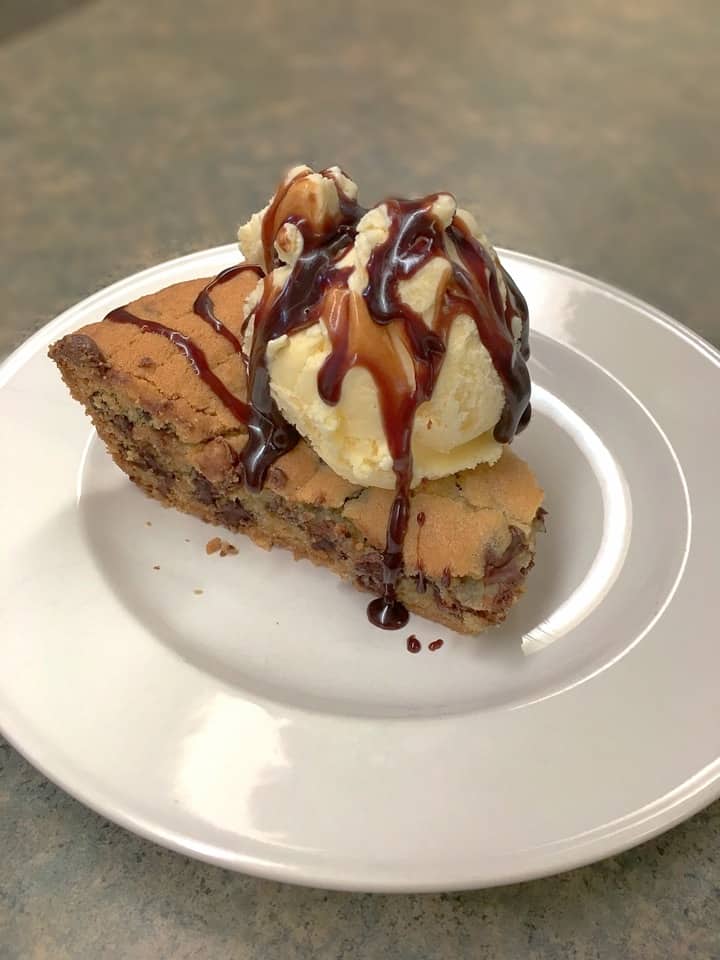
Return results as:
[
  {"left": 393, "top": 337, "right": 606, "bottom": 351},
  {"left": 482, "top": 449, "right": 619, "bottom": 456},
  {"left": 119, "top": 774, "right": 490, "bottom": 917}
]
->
[
  {"left": 354, "top": 552, "right": 384, "bottom": 592},
  {"left": 193, "top": 472, "right": 217, "bottom": 505},
  {"left": 355, "top": 553, "right": 383, "bottom": 581},
  {"left": 274, "top": 504, "right": 298, "bottom": 523},
  {"left": 355, "top": 574, "right": 382, "bottom": 593},
  {"left": 134, "top": 446, "right": 168, "bottom": 475},
  {"left": 49, "top": 334, "right": 108, "bottom": 372},
  {"left": 111, "top": 413, "right": 133, "bottom": 434},
  {"left": 534, "top": 507, "right": 547, "bottom": 533},
  {"left": 484, "top": 527, "right": 525, "bottom": 584},
  {"left": 134, "top": 444, "right": 171, "bottom": 474},
  {"left": 308, "top": 519, "right": 334, "bottom": 541},
  {"left": 432, "top": 584, "right": 462, "bottom": 614},
  {"left": 154, "top": 475, "right": 174, "bottom": 496},
  {"left": 311, "top": 537, "right": 336, "bottom": 554},
  {"left": 217, "top": 500, "right": 253, "bottom": 527}
]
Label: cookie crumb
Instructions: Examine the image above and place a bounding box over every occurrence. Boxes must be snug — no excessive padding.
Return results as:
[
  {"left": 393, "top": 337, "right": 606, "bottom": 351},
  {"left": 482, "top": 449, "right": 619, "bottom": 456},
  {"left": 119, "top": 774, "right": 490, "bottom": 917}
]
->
[
  {"left": 153, "top": 565, "right": 160, "bottom": 571},
  {"left": 145, "top": 521, "right": 152, "bottom": 527},
  {"left": 184, "top": 538, "right": 190, "bottom": 543},
  {"left": 193, "top": 588, "right": 204, "bottom": 595},
  {"left": 207, "top": 537, "right": 238, "bottom": 557}
]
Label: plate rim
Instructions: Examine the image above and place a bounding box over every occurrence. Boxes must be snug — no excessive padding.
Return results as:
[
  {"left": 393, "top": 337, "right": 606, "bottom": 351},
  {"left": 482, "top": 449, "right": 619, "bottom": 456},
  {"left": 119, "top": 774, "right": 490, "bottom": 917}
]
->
[
  {"left": 2, "top": 708, "right": 718, "bottom": 893},
  {"left": 2, "top": 244, "right": 719, "bottom": 892}
]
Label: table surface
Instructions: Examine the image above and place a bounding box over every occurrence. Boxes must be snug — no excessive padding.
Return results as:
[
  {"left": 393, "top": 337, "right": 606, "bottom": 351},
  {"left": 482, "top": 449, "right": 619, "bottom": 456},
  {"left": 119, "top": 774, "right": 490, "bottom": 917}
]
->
[{"left": 2, "top": 1, "right": 719, "bottom": 956}]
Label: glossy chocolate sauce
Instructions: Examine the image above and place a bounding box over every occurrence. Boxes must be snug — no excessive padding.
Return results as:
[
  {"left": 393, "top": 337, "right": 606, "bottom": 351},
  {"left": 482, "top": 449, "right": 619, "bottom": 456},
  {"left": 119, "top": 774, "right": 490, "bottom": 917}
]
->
[
  {"left": 415, "top": 511, "right": 427, "bottom": 594},
  {"left": 232, "top": 169, "right": 369, "bottom": 490},
  {"left": 406, "top": 635, "right": 421, "bottom": 654},
  {"left": 104, "top": 171, "right": 531, "bottom": 631},
  {"left": 446, "top": 221, "right": 531, "bottom": 442},
  {"left": 428, "top": 638, "right": 444, "bottom": 651},
  {"left": 317, "top": 195, "right": 529, "bottom": 628},
  {"left": 193, "top": 263, "right": 263, "bottom": 352}
]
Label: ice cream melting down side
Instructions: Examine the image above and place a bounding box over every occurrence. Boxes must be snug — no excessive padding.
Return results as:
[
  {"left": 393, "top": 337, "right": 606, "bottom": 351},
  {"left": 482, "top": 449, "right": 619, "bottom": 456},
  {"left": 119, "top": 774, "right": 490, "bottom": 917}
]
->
[{"left": 107, "top": 166, "right": 532, "bottom": 630}]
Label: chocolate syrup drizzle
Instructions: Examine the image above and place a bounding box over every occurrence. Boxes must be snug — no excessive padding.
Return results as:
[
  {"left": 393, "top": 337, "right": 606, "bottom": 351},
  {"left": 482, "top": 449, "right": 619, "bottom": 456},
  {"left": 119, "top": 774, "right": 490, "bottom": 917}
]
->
[
  {"left": 106, "top": 307, "right": 252, "bottom": 423},
  {"left": 192, "top": 263, "right": 263, "bottom": 352},
  {"left": 415, "top": 511, "right": 427, "bottom": 594},
  {"left": 105, "top": 170, "right": 531, "bottom": 631},
  {"left": 242, "top": 173, "right": 363, "bottom": 490}
]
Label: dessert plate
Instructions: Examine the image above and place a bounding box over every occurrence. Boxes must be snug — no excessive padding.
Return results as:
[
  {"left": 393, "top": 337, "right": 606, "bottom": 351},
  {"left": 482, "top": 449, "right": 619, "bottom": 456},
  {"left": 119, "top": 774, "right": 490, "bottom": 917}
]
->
[{"left": 1, "top": 245, "right": 718, "bottom": 892}]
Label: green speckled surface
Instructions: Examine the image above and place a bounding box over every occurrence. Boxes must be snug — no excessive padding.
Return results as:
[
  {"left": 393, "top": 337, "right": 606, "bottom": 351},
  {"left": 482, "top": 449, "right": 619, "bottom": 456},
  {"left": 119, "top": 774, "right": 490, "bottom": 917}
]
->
[{"left": 1, "top": 1, "right": 719, "bottom": 956}]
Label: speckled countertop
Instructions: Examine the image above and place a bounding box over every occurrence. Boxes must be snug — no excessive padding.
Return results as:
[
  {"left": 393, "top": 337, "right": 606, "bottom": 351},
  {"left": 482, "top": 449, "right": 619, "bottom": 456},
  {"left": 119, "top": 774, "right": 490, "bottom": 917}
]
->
[{"left": 1, "top": 1, "right": 719, "bottom": 956}]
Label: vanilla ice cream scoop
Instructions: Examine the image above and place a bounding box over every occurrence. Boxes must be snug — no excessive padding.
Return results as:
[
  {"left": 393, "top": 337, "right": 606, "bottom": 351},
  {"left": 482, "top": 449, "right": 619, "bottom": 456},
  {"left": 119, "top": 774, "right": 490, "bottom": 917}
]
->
[{"left": 238, "top": 165, "right": 530, "bottom": 490}]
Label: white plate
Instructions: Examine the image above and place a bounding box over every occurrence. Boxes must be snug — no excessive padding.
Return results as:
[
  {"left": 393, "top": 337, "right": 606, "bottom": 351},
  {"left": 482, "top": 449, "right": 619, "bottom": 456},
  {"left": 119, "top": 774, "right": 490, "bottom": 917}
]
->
[{"left": 1, "top": 245, "right": 719, "bottom": 892}]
